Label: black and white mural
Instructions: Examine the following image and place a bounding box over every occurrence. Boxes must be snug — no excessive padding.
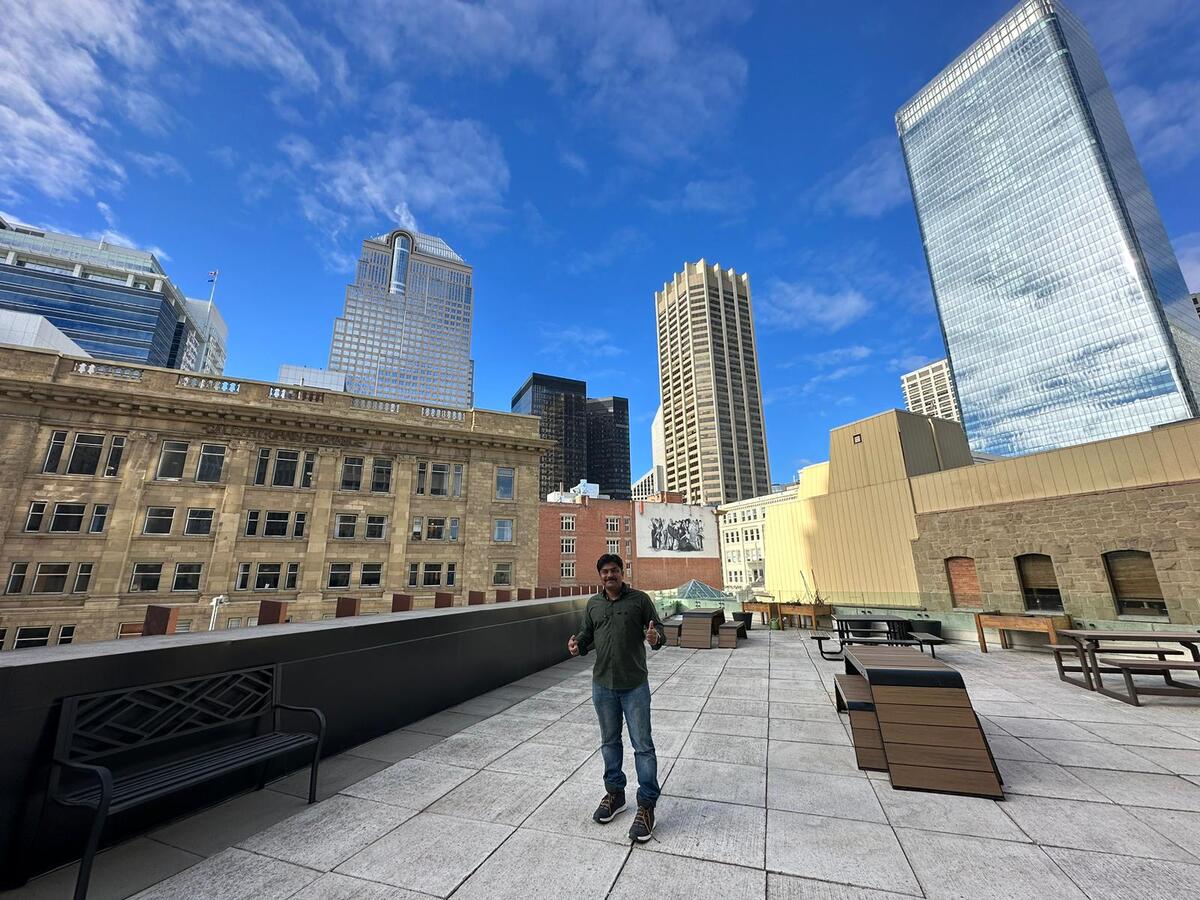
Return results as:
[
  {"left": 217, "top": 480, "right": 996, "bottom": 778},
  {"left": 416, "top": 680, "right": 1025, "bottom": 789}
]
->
[{"left": 635, "top": 502, "right": 719, "bottom": 558}]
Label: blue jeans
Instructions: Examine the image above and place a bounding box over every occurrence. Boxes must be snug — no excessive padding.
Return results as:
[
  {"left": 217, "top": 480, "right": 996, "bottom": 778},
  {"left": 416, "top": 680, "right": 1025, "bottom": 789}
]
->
[{"left": 592, "top": 680, "right": 660, "bottom": 808}]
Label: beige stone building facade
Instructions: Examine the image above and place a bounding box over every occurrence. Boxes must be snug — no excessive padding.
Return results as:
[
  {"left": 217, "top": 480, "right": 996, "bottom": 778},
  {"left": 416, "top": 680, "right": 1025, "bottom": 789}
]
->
[
  {"left": 717, "top": 485, "right": 799, "bottom": 594},
  {"left": 0, "top": 347, "right": 547, "bottom": 650},
  {"left": 655, "top": 261, "right": 770, "bottom": 505},
  {"left": 764, "top": 409, "right": 1200, "bottom": 633}
]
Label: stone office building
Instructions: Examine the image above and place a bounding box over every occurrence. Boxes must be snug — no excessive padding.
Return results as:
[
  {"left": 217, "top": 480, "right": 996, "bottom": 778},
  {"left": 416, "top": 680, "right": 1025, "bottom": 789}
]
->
[{"left": 0, "top": 347, "right": 546, "bottom": 650}]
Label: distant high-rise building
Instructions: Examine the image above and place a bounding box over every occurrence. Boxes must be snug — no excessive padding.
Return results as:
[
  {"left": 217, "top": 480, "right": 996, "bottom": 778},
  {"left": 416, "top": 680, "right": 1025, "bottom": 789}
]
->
[
  {"left": 512, "top": 373, "right": 588, "bottom": 497},
  {"left": 1192, "top": 291, "right": 1199, "bottom": 321},
  {"left": 655, "top": 261, "right": 770, "bottom": 505},
  {"left": 901, "top": 358, "right": 960, "bottom": 422},
  {"left": 631, "top": 404, "right": 667, "bottom": 500},
  {"left": 329, "top": 229, "right": 473, "bottom": 407},
  {"left": 897, "top": 0, "right": 1200, "bottom": 456},
  {"left": 0, "top": 214, "right": 225, "bottom": 372},
  {"left": 586, "top": 397, "right": 631, "bottom": 500}
]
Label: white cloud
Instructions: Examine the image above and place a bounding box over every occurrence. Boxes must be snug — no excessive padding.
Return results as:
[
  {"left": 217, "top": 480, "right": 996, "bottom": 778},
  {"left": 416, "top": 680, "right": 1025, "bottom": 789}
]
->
[
  {"left": 805, "top": 345, "right": 873, "bottom": 368},
  {"left": 1116, "top": 80, "right": 1200, "bottom": 170},
  {"left": 888, "top": 353, "right": 937, "bottom": 374},
  {"left": 540, "top": 325, "right": 626, "bottom": 358},
  {"left": 1072, "top": 0, "right": 1200, "bottom": 78},
  {"left": 1176, "top": 231, "right": 1200, "bottom": 292},
  {"left": 757, "top": 280, "right": 873, "bottom": 333},
  {"left": 558, "top": 148, "right": 590, "bottom": 176},
  {"left": 565, "top": 226, "right": 646, "bottom": 275},
  {"left": 810, "top": 137, "right": 910, "bottom": 219},
  {"left": 90, "top": 201, "right": 171, "bottom": 260},
  {"left": 649, "top": 173, "right": 754, "bottom": 215},
  {"left": 128, "top": 150, "right": 189, "bottom": 180}
]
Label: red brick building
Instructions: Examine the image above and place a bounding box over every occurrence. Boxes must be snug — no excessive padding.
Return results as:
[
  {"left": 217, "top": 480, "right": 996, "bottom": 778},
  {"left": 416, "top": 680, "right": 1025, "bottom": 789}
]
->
[{"left": 538, "top": 494, "right": 723, "bottom": 592}]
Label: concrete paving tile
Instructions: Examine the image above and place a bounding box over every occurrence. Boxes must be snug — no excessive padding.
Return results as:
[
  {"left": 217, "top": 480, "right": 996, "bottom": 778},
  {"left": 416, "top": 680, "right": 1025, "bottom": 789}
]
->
[
  {"left": 766, "top": 810, "right": 920, "bottom": 896},
  {"left": 769, "top": 719, "right": 850, "bottom": 746},
  {"left": 486, "top": 740, "right": 593, "bottom": 780},
  {"left": 402, "top": 710, "right": 484, "bottom": 736},
  {"left": 871, "top": 781, "right": 1025, "bottom": 840},
  {"left": 1045, "top": 846, "right": 1200, "bottom": 900},
  {"left": 694, "top": 712, "right": 769, "bottom": 738},
  {"left": 339, "top": 757, "right": 474, "bottom": 809},
  {"left": 996, "top": 760, "right": 1111, "bottom": 802},
  {"left": 1126, "top": 744, "right": 1200, "bottom": 775},
  {"left": 997, "top": 795, "right": 1193, "bottom": 861},
  {"left": 769, "top": 688, "right": 834, "bottom": 706},
  {"left": 482, "top": 684, "right": 541, "bottom": 702},
  {"left": 1065, "top": 767, "right": 1200, "bottom": 811},
  {"left": 710, "top": 680, "right": 769, "bottom": 700},
  {"left": 1126, "top": 807, "right": 1200, "bottom": 860},
  {"left": 428, "top": 769, "right": 557, "bottom": 825},
  {"left": 679, "top": 731, "right": 767, "bottom": 767},
  {"left": 895, "top": 828, "right": 1084, "bottom": 899},
  {"left": 1076, "top": 722, "right": 1200, "bottom": 749},
  {"left": 660, "top": 677, "right": 716, "bottom": 697},
  {"left": 986, "top": 717, "right": 1095, "bottom": 741},
  {"left": 702, "top": 697, "right": 769, "bottom": 717},
  {"left": 651, "top": 708, "right": 702, "bottom": 730},
  {"left": 129, "top": 847, "right": 317, "bottom": 900},
  {"left": 334, "top": 812, "right": 512, "bottom": 897},
  {"left": 1021, "top": 738, "right": 1168, "bottom": 773},
  {"left": 460, "top": 713, "right": 550, "bottom": 742},
  {"left": 238, "top": 795, "right": 417, "bottom": 871},
  {"left": 649, "top": 692, "right": 708, "bottom": 712},
  {"left": 611, "top": 851, "right": 766, "bottom": 899},
  {"left": 566, "top": 746, "right": 677, "bottom": 792},
  {"left": 503, "top": 696, "right": 579, "bottom": 721},
  {"left": 642, "top": 795, "right": 767, "bottom": 867},
  {"left": 662, "top": 758, "right": 766, "bottom": 807},
  {"left": 649, "top": 727, "right": 692, "bottom": 758},
  {"left": 766, "top": 872, "right": 918, "bottom": 899},
  {"left": 523, "top": 781, "right": 640, "bottom": 845},
  {"left": 767, "top": 740, "right": 863, "bottom": 777},
  {"left": 289, "top": 873, "right": 433, "bottom": 899},
  {"left": 449, "top": 694, "right": 517, "bottom": 717},
  {"left": 411, "top": 732, "right": 521, "bottom": 769},
  {"left": 269, "top": 752, "right": 390, "bottom": 800},
  {"left": 453, "top": 828, "right": 629, "bottom": 899},
  {"left": 530, "top": 719, "right": 601, "bottom": 749},
  {"left": 346, "top": 729, "right": 443, "bottom": 763},
  {"left": 768, "top": 769, "right": 886, "bottom": 823},
  {"left": 971, "top": 701, "right": 1060, "bottom": 719},
  {"left": 149, "top": 789, "right": 308, "bottom": 857},
  {"left": 982, "top": 734, "right": 1049, "bottom": 762},
  {"left": 8, "top": 837, "right": 201, "bottom": 900},
  {"left": 769, "top": 701, "right": 842, "bottom": 721}
]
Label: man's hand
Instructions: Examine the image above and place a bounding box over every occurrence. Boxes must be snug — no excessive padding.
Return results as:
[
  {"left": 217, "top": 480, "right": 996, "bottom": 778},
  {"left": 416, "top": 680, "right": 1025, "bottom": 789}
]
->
[
  {"left": 567, "top": 634, "right": 580, "bottom": 656},
  {"left": 645, "top": 623, "right": 659, "bottom": 647}
]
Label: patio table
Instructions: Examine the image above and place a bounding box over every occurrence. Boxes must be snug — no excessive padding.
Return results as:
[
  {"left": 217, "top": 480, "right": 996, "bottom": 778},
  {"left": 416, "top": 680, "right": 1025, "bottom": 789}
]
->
[{"left": 1057, "top": 629, "right": 1200, "bottom": 697}]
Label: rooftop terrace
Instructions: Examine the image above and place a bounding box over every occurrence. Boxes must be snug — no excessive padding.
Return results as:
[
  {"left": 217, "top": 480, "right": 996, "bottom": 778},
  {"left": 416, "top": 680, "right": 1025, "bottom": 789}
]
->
[{"left": 7, "top": 629, "right": 1198, "bottom": 899}]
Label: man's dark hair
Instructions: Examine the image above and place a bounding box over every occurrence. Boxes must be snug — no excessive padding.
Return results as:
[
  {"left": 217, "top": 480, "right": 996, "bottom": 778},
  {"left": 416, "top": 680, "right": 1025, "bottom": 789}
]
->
[{"left": 596, "top": 554, "right": 624, "bottom": 573}]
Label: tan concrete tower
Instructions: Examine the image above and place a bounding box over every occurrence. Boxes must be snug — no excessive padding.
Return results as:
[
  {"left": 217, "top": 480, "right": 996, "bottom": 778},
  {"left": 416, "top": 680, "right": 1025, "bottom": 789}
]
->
[{"left": 655, "top": 260, "right": 770, "bottom": 505}]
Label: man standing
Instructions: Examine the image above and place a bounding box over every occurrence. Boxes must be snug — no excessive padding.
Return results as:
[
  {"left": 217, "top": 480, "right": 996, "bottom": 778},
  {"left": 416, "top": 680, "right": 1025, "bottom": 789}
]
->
[{"left": 568, "top": 554, "right": 665, "bottom": 842}]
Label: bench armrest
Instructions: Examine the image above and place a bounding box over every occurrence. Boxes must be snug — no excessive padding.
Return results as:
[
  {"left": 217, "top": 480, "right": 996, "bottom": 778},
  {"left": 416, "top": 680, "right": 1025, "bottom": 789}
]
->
[
  {"left": 51, "top": 758, "right": 114, "bottom": 805},
  {"left": 274, "top": 703, "right": 327, "bottom": 738}
]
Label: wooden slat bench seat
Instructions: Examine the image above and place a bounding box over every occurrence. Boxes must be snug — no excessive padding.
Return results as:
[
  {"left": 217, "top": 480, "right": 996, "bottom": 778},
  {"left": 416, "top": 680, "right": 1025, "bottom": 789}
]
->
[
  {"left": 834, "top": 674, "right": 886, "bottom": 771},
  {"left": 718, "top": 621, "right": 746, "bottom": 649},
  {"left": 662, "top": 620, "right": 683, "bottom": 647},
  {"left": 1094, "top": 658, "right": 1200, "bottom": 706}
]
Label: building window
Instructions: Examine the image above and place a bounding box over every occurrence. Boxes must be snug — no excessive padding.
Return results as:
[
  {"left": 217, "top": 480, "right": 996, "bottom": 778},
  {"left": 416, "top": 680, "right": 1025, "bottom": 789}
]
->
[
  {"left": 561, "top": 514, "right": 575, "bottom": 531},
  {"left": 341, "top": 457, "right": 363, "bottom": 491},
  {"left": 492, "top": 562, "right": 513, "bottom": 586},
  {"left": 372, "top": 458, "right": 392, "bottom": 493},
  {"left": 561, "top": 561, "right": 575, "bottom": 579},
  {"left": 423, "top": 563, "right": 443, "bottom": 586},
  {"left": 173, "top": 563, "right": 203, "bottom": 592},
  {"left": 852, "top": 433, "right": 862, "bottom": 444},
  {"left": 366, "top": 515, "right": 387, "bottom": 539},
  {"left": 262, "top": 511, "right": 288, "bottom": 537},
  {"left": 452, "top": 464, "right": 464, "bottom": 497},
  {"left": 156, "top": 441, "right": 189, "bottom": 479},
  {"left": 254, "top": 448, "right": 271, "bottom": 485},
  {"left": 285, "top": 562, "right": 300, "bottom": 589},
  {"left": 328, "top": 563, "right": 352, "bottom": 588},
  {"left": 58, "top": 624, "right": 76, "bottom": 645},
  {"left": 6, "top": 562, "right": 28, "bottom": 594},
  {"left": 301, "top": 451, "right": 316, "bottom": 488},
  {"left": 606, "top": 516, "right": 620, "bottom": 533},
  {"left": 176, "top": 620, "right": 192, "bottom": 633},
  {"left": 24, "top": 501, "right": 46, "bottom": 532},
  {"left": 72, "top": 563, "right": 93, "bottom": 593},
  {"left": 196, "top": 443, "right": 226, "bottom": 482},
  {"left": 624, "top": 517, "right": 631, "bottom": 533},
  {"left": 235, "top": 563, "right": 251, "bottom": 591},
  {"left": 495, "top": 466, "right": 515, "bottom": 500},
  {"left": 273, "top": 449, "right": 299, "bottom": 487},
  {"left": 425, "top": 517, "right": 445, "bottom": 540},
  {"left": 42, "top": 431, "right": 67, "bottom": 473},
  {"left": 361, "top": 563, "right": 382, "bottom": 587},
  {"left": 89, "top": 504, "right": 109, "bottom": 533},
  {"left": 411, "top": 516, "right": 423, "bottom": 541},
  {"left": 185, "top": 508, "right": 214, "bottom": 536},
  {"left": 945, "top": 557, "right": 982, "bottom": 609},
  {"left": 1015, "top": 554, "right": 1063, "bottom": 613},
  {"left": 449, "top": 517, "right": 460, "bottom": 541},
  {"left": 607, "top": 539, "right": 619, "bottom": 555},
  {"left": 561, "top": 537, "right": 576, "bottom": 555},
  {"left": 129, "top": 563, "right": 162, "bottom": 592},
  {"left": 255, "top": 563, "right": 281, "bottom": 591},
  {"left": 1103, "top": 550, "right": 1167, "bottom": 618},
  {"left": 447, "top": 562, "right": 457, "bottom": 586},
  {"left": 494, "top": 518, "right": 514, "bottom": 542},
  {"left": 335, "top": 514, "right": 358, "bottom": 538},
  {"left": 226, "top": 618, "right": 242, "bottom": 629},
  {"left": 408, "top": 562, "right": 419, "bottom": 587},
  {"left": 104, "top": 436, "right": 126, "bottom": 477},
  {"left": 14, "top": 626, "right": 52, "bottom": 650},
  {"left": 293, "top": 512, "right": 307, "bottom": 538},
  {"left": 142, "top": 507, "right": 174, "bottom": 535},
  {"left": 245, "top": 510, "right": 260, "bottom": 536},
  {"left": 67, "top": 433, "right": 105, "bottom": 475},
  {"left": 117, "top": 622, "right": 143, "bottom": 639},
  {"left": 32, "top": 563, "right": 70, "bottom": 593},
  {"left": 416, "top": 461, "right": 427, "bottom": 495},
  {"left": 429, "top": 462, "right": 451, "bottom": 496}
]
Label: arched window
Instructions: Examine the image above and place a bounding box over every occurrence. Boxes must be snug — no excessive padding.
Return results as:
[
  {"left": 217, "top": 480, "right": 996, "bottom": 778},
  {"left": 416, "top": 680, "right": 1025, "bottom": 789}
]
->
[
  {"left": 390, "top": 233, "right": 411, "bottom": 296},
  {"left": 1016, "top": 554, "right": 1062, "bottom": 612},
  {"left": 945, "top": 556, "right": 982, "bottom": 608},
  {"left": 1102, "top": 551, "right": 1167, "bottom": 618}
]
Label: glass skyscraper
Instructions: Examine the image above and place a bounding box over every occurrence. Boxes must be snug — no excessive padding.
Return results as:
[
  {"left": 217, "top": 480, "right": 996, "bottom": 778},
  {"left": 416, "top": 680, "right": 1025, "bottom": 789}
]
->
[
  {"left": 897, "top": 0, "right": 1200, "bottom": 456},
  {"left": 329, "top": 229, "right": 474, "bottom": 407}
]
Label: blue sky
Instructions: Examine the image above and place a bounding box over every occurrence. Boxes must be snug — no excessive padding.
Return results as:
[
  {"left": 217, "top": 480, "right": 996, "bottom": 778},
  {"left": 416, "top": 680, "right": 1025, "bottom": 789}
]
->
[{"left": 3, "top": 0, "right": 1199, "bottom": 482}]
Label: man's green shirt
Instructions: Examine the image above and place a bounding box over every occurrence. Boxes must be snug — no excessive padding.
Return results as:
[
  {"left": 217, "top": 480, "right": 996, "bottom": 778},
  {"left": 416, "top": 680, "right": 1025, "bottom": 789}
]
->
[{"left": 575, "top": 583, "right": 665, "bottom": 690}]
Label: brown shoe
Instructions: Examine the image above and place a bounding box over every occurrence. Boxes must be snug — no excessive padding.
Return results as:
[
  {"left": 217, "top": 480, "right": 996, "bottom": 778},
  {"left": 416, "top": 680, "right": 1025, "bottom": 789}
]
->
[
  {"left": 593, "top": 790, "right": 626, "bottom": 823},
  {"left": 629, "top": 804, "right": 655, "bottom": 842}
]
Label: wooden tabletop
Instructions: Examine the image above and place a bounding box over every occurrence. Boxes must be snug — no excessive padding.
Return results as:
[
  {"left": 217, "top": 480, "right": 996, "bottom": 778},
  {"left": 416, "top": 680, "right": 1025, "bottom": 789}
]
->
[
  {"left": 1059, "top": 629, "right": 1200, "bottom": 642},
  {"left": 844, "top": 646, "right": 964, "bottom": 688},
  {"left": 834, "top": 614, "right": 910, "bottom": 623}
]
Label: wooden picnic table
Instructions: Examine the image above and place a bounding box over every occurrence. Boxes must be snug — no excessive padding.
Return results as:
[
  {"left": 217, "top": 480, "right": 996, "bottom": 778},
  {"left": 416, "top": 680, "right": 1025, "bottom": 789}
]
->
[
  {"left": 974, "top": 611, "right": 1071, "bottom": 652},
  {"left": 836, "top": 646, "right": 1003, "bottom": 799},
  {"left": 1057, "top": 629, "right": 1200, "bottom": 701},
  {"left": 835, "top": 614, "right": 910, "bottom": 640},
  {"left": 680, "top": 607, "right": 725, "bottom": 649}
]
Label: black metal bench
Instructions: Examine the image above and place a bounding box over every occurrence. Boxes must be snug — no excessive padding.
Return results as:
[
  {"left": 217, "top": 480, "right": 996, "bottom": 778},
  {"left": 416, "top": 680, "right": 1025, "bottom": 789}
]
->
[
  {"left": 908, "top": 631, "right": 946, "bottom": 658},
  {"left": 49, "top": 665, "right": 325, "bottom": 900},
  {"left": 810, "top": 632, "right": 842, "bottom": 660}
]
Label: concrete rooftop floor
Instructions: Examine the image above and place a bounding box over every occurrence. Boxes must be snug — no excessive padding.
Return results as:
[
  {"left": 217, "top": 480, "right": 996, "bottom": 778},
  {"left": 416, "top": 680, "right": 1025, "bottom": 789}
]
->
[{"left": 5, "top": 629, "right": 1200, "bottom": 899}]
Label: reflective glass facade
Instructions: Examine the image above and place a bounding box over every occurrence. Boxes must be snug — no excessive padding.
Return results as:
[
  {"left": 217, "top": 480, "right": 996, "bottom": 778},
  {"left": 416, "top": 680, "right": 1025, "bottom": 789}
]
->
[
  {"left": 511, "top": 374, "right": 588, "bottom": 498},
  {"left": 898, "top": 0, "right": 1200, "bottom": 456},
  {"left": 329, "top": 230, "right": 474, "bottom": 407},
  {"left": 586, "top": 396, "right": 631, "bottom": 501}
]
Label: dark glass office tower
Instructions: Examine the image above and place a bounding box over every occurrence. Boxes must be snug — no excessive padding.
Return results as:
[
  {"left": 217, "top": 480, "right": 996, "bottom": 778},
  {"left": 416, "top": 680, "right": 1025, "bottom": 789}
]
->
[
  {"left": 586, "top": 397, "right": 631, "bottom": 500},
  {"left": 512, "top": 373, "right": 588, "bottom": 498},
  {"left": 897, "top": 0, "right": 1200, "bottom": 456}
]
